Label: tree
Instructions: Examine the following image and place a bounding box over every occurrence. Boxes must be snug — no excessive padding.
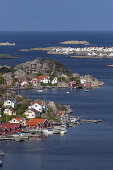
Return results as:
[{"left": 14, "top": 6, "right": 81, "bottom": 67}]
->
[
  {"left": 57, "top": 77, "right": 66, "bottom": 82},
  {"left": 0, "top": 76, "right": 4, "bottom": 85}
]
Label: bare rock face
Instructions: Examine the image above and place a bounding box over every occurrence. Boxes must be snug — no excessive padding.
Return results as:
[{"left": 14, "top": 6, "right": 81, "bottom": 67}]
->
[
  {"left": 14, "top": 69, "right": 26, "bottom": 79},
  {"left": 16, "top": 58, "right": 72, "bottom": 78},
  {"left": 3, "top": 72, "right": 12, "bottom": 81}
]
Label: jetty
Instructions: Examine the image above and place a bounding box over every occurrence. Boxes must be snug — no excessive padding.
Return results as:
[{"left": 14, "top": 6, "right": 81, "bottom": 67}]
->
[{"left": 82, "top": 119, "right": 102, "bottom": 123}]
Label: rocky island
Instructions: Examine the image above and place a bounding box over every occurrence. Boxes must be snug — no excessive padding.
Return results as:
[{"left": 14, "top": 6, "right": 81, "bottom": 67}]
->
[
  {"left": 0, "top": 58, "right": 104, "bottom": 89},
  {"left": 60, "top": 40, "right": 90, "bottom": 45},
  {"left": 0, "top": 54, "right": 18, "bottom": 59},
  {"left": 20, "top": 46, "right": 113, "bottom": 58},
  {"left": 106, "top": 64, "right": 113, "bottom": 67},
  {"left": 0, "top": 42, "right": 15, "bottom": 46}
]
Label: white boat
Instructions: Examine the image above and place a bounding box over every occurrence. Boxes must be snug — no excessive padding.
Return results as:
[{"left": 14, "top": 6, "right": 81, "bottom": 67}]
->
[
  {"left": 60, "top": 124, "right": 67, "bottom": 134},
  {"left": 66, "top": 91, "right": 70, "bottom": 94},
  {"left": 42, "top": 128, "right": 53, "bottom": 135},
  {"left": 37, "top": 89, "right": 44, "bottom": 93}
]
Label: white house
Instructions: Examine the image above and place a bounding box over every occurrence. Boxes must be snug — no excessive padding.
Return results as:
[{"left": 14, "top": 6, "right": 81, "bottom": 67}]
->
[
  {"left": 31, "top": 78, "right": 40, "bottom": 86},
  {"left": 80, "top": 79, "right": 86, "bottom": 85},
  {"left": 24, "top": 108, "right": 41, "bottom": 119},
  {"left": 21, "top": 80, "right": 29, "bottom": 87},
  {"left": 9, "top": 117, "right": 26, "bottom": 126},
  {"left": 40, "top": 77, "right": 50, "bottom": 84},
  {"left": 51, "top": 77, "right": 58, "bottom": 85},
  {"left": 29, "top": 101, "right": 46, "bottom": 113},
  {"left": 4, "top": 99, "right": 17, "bottom": 108}
]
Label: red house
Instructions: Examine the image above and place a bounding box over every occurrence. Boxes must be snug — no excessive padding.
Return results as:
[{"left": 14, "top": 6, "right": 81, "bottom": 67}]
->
[
  {"left": 27, "top": 118, "right": 49, "bottom": 129},
  {"left": 0, "top": 123, "right": 23, "bottom": 134}
]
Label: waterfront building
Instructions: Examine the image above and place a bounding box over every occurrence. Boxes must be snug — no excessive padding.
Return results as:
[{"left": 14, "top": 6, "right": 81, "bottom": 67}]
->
[
  {"left": 1, "top": 123, "right": 23, "bottom": 134},
  {"left": 51, "top": 77, "right": 58, "bottom": 84},
  {"left": 27, "top": 118, "right": 49, "bottom": 128},
  {"left": 21, "top": 80, "right": 29, "bottom": 87}
]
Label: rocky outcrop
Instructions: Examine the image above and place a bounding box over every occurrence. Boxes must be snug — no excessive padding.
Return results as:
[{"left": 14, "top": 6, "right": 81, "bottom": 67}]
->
[{"left": 16, "top": 58, "right": 72, "bottom": 79}]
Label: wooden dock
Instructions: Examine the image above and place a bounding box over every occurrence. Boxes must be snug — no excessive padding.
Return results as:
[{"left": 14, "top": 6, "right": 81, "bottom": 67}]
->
[{"left": 82, "top": 119, "right": 102, "bottom": 123}]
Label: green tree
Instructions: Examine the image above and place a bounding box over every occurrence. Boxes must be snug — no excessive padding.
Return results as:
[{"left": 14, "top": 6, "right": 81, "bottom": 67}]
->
[{"left": 57, "top": 77, "right": 66, "bottom": 82}]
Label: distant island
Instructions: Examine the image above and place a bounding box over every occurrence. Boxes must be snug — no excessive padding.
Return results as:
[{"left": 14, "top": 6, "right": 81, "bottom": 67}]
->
[
  {"left": 0, "top": 42, "right": 15, "bottom": 46},
  {"left": 71, "top": 56, "right": 102, "bottom": 58},
  {"left": 60, "top": 40, "right": 90, "bottom": 45},
  {"left": 106, "top": 64, "right": 113, "bottom": 67},
  {"left": 0, "top": 54, "right": 18, "bottom": 59}
]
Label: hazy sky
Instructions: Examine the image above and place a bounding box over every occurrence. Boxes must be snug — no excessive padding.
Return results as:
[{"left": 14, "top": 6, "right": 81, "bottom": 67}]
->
[{"left": 0, "top": 0, "right": 113, "bottom": 31}]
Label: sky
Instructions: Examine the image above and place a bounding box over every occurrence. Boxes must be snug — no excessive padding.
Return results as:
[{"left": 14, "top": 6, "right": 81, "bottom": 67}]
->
[{"left": 0, "top": 0, "right": 113, "bottom": 31}]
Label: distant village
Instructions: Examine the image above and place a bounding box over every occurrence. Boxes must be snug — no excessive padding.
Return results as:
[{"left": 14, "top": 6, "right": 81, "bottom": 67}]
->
[{"left": 47, "top": 46, "right": 113, "bottom": 57}]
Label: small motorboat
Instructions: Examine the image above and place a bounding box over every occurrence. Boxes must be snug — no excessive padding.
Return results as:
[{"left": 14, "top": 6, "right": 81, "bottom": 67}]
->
[
  {"left": 60, "top": 124, "right": 67, "bottom": 135},
  {"left": 66, "top": 91, "right": 70, "bottom": 94},
  {"left": 37, "top": 89, "right": 44, "bottom": 93},
  {"left": 42, "top": 128, "right": 53, "bottom": 135}
]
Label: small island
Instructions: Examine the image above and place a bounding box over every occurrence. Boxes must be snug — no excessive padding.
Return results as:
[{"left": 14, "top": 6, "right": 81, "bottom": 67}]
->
[
  {"left": 0, "top": 42, "right": 15, "bottom": 46},
  {"left": 106, "top": 64, "right": 113, "bottom": 67},
  {"left": 0, "top": 54, "right": 18, "bottom": 59},
  {"left": 60, "top": 40, "right": 90, "bottom": 45}
]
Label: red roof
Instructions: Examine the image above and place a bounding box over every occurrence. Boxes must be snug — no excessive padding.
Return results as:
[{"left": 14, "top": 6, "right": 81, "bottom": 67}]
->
[
  {"left": 56, "top": 111, "right": 65, "bottom": 114},
  {"left": 32, "top": 76, "right": 48, "bottom": 81},
  {"left": 1, "top": 123, "right": 22, "bottom": 131},
  {"left": 12, "top": 117, "right": 23, "bottom": 123},
  {"left": 27, "top": 118, "right": 47, "bottom": 126},
  {"left": 39, "top": 76, "right": 48, "bottom": 80},
  {"left": 31, "top": 101, "right": 44, "bottom": 106}
]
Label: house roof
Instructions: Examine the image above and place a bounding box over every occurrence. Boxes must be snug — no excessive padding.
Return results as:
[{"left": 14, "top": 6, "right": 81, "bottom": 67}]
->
[
  {"left": 5, "top": 99, "right": 17, "bottom": 103},
  {"left": 26, "top": 108, "right": 40, "bottom": 114},
  {"left": 32, "top": 76, "right": 48, "bottom": 81},
  {"left": 1, "top": 123, "right": 22, "bottom": 131},
  {"left": 56, "top": 111, "right": 65, "bottom": 114},
  {"left": 31, "top": 101, "right": 44, "bottom": 106},
  {"left": 5, "top": 108, "right": 15, "bottom": 112},
  {"left": 27, "top": 118, "right": 47, "bottom": 126}
]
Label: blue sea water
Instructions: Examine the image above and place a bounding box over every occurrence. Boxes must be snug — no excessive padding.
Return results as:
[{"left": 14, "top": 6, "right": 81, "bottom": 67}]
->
[{"left": 0, "top": 31, "right": 113, "bottom": 170}]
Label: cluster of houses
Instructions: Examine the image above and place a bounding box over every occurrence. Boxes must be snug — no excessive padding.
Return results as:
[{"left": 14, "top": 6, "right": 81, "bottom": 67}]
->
[
  {"left": 0, "top": 98, "right": 66, "bottom": 135},
  {"left": 6, "top": 76, "right": 59, "bottom": 87},
  {"left": 0, "top": 118, "right": 50, "bottom": 135},
  {"left": 3, "top": 99, "right": 46, "bottom": 119},
  {"left": 51, "top": 46, "right": 113, "bottom": 57},
  {"left": 69, "top": 78, "right": 91, "bottom": 88}
]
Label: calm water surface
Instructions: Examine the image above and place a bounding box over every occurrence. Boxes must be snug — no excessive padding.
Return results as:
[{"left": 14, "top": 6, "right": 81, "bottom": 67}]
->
[{"left": 0, "top": 31, "right": 113, "bottom": 170}]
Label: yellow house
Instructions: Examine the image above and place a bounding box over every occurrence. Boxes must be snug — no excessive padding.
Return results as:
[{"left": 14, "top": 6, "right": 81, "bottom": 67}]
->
[{"left": 4, "top": 108, "right": 16, "bottom": 116}]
